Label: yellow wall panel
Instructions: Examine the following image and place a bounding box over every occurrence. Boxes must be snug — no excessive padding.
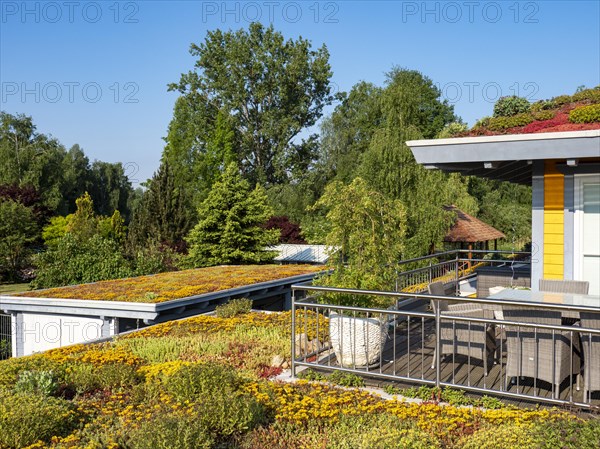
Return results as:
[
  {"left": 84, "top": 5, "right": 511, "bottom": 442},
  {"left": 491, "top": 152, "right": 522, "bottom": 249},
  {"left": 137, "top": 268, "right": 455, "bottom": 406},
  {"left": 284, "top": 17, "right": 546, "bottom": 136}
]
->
[
  {"left": 543, "top": 161, "right": 564, "bottom": 279},
  {"left": 544, "top": 213, "right": 564, "bottom": 226},
  {"left": 543, "top": 254, "right": 564, "bottom": 265},
  {"left": 544, "top": 234, "right": 564, "bottom": 245}
]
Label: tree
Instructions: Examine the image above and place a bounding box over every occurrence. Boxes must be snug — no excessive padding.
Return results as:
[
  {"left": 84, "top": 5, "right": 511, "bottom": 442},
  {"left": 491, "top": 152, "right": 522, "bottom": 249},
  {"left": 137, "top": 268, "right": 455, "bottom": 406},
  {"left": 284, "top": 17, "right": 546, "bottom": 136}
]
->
[
  {"left": 0, "top": 199, "right": 38, "bottom": 281},
  {"left": 469, "top": 178, "right": 532, "bottom": 246},
  {"left": 167, "top": 22, "right": 336, "bottom": 186},
  {"left": 88, "top": 161, "right": 133, "bottom": 220},
  {"left": 185, "top": 163, "right": 279, "bottom": 267},
  {"left": 313, "top": 177, "right": 406, "bottom": 305},
  {"left": 66, "top": 192, "right": 98, "bottom": 241},
  {"left": 356, "top": 68, "right": 472, "bottom": 257},
  {"left": 0, "top": 112, "right": 67, "bottom": 212},
  {"left": 127, "top": 162, "right": 194, "bottom": 252},
  {"left": 264, "top": 216, "right": 305, "bottom": 244},
  {"left": 0, "top": 184, "right": 51, "bottom": 227},
  {"left": 317, "top": 81, "right": 383, "bottom": 185},
  {"left": 60, "top": 144, "right": 92, "bottom": 215},
  {"left": 0, "top": 113, "right": 135, "bottom": 218}
]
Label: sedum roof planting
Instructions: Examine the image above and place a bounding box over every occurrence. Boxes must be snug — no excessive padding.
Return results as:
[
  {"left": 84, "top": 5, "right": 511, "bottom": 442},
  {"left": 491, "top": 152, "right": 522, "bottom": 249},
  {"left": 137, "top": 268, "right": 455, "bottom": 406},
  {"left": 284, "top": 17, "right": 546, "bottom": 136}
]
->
[
  {"left": 17, "top": 264, "right": 324, "bottom": 303},
  {"left": 457, "top": 88, "right": 600, "bottom": 137}
]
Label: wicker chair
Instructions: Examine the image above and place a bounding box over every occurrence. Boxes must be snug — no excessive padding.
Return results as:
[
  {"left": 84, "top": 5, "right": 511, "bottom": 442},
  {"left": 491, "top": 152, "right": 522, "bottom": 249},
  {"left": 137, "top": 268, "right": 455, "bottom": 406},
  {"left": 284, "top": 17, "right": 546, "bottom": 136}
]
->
[
  {"left": 539, "top": 279, "right": 589, "bottom": 295},
  {"left": 579, "top": 312, "right": 600, "bottom": 401},
  {"left": 503, "top": 306, "right": 581, "bottom": 398},
  {"left": 429, "top": 282, "right": 496, "bottom": 375}
]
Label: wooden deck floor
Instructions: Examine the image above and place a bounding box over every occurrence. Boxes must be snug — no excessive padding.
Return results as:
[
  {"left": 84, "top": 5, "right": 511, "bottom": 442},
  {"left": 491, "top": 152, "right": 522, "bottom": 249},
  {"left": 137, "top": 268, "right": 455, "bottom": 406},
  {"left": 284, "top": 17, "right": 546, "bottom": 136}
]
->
[{"left": 305, "top": 319, "right": 600, "bottom": 409}]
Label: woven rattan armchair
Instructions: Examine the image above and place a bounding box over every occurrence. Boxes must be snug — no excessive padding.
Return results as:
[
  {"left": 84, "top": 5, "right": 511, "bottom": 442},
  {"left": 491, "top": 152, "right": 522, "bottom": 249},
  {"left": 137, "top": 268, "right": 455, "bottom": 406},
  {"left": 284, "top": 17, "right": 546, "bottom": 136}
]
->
[
  {"left": 429, "top": 282, "right": 496, "bottom": 375},
  {"left": 579, "top": 312, "right": 600, "bottom": 401},
  {"left": 539, "top": 279, "right": 589, "bottom": 295},
  {"left": 503, "top": 306, "right": 581, "bottom": 398}
]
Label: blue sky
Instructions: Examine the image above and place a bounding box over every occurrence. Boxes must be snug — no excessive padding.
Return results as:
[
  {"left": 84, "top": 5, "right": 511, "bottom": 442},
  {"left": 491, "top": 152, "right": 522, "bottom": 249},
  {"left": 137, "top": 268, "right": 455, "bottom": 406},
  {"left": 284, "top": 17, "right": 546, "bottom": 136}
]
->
[{"left": 1, "top": 1, "right": 599, "bottom": 185}]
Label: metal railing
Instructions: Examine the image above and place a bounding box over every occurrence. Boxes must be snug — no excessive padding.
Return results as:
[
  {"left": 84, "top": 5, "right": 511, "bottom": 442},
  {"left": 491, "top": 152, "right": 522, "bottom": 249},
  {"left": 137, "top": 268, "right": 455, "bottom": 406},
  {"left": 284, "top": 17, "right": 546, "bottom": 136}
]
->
[
  {"left": 0, "top": 313, "right": 11, "bottom": 360},
  {"left": 394, "top": 249, "right": 531, "bottom": 294},
  {"left": 291, "top": 284, "right": 600, "bottom": 409}
]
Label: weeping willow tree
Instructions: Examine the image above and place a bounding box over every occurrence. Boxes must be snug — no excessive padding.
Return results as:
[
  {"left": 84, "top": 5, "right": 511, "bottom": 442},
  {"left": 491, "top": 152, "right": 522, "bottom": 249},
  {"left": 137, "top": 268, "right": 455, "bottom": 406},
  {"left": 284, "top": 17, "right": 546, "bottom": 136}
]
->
[
  {"left": 313, "top": 177, "right": 406, "bottom": 306},
  {"left": 358, "top": 68, "right": 475, "bottom": 258}
]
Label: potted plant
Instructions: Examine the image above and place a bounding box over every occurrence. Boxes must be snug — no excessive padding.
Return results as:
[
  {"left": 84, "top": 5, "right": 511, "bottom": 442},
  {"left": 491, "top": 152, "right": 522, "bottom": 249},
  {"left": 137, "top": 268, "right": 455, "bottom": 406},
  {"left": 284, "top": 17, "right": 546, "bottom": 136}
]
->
[{"left": 312, "top": 178, "right": 406, "bottom": 368}]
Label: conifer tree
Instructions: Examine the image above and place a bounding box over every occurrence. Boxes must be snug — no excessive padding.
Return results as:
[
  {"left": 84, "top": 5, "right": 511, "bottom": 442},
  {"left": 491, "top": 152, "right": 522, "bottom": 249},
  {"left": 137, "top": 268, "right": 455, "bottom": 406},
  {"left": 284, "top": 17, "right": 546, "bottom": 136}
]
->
[
  {"left": 127, "top": 162, "right": 194, "bottom": 251},
  {"left": 185, "top": 163, "right": 278, "bottom": 267}
]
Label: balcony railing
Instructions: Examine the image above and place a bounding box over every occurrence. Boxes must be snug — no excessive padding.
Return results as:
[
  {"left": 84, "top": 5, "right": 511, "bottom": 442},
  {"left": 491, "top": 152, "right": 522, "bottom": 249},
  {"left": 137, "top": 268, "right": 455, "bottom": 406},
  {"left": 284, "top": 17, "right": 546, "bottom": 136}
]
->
[
  {"left": 291, "top": 284, "right": 600, "bottom": 409},
  {"left": 0, "top": 313, "right": 11, "bottom": 360},
  {"left": 394, "top": 249, "right": 531, "bottom": 294}
]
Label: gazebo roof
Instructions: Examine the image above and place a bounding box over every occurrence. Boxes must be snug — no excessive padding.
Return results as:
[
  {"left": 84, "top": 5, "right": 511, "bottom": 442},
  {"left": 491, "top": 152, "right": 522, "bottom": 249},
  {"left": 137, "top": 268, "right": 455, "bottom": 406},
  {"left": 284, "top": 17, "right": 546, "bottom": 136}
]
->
[{"left": 444, "top": 205, "right": 506, "bottom": 243}]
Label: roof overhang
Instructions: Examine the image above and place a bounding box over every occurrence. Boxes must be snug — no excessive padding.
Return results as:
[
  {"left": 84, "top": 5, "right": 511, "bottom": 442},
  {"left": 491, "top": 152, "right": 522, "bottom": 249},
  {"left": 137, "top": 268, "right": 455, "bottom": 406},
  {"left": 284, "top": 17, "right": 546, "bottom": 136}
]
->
[
  {"left": 407, "top": 130, "right": 600, "bottom": 184},
  {"left": 0, "top": 272, "right": 321, "bottom": 324}
]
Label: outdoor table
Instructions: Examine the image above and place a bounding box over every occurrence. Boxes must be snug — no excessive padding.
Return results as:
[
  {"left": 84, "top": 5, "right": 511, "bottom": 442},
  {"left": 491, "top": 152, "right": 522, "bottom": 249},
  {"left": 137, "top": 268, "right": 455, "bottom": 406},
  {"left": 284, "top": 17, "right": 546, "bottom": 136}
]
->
[{"left": 487, "top": 288, "right": 600, "bottom": 320}]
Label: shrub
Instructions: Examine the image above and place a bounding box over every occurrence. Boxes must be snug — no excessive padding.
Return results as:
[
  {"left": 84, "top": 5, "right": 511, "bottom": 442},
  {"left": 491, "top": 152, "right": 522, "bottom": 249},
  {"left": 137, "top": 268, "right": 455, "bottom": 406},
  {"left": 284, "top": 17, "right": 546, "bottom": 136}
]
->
[
  {"left": 487, "top": 113, "right": 534, "bottom": 131},
  {"left": 460, "top": 419, "right": 600, "bottom": 449},
  {"left": 437, "top": 122, "right": 468, "bottom": 138},
  {"left": 0, "top": 199, "right": 38, "bottom": 282},
  {"left": 241, "top": 414, "right": 441, "bottom": 449},
  {"left": 166, "top": 362, "right": 241, "bottom": 399},
  {"left": 569, "top": 104, "right": 600, "bottom": 123},
  {"left": 493, "top": 96, "right": 531, "bottom": 117},
  {"left": 65, "top": 362, "right": 140, "bottom": 394},
  {"left": 298, "top": 368, "right": 327, "bottom": 381},
  {"left": 132, "top": 243, "right": 180, "bottom": 276},
  {"left": 0, "top": 390, "right": 79, "bottom": 448},
  {"left": 165, "top": 363, "right": 266, "bottom": 439},
  {"left": 14, "top": 370, "right": 57, "bottom": 396},
  {"left": 531, "top": 110, "right": 555, "bottom": 121},
  {"left": 31, "top": 233, "right": 133, "bottom": 289},
  {"left": 531, "top": 418, "right": 600, "bottom": 449},
  {"left": 120, "top": 337, "right": 185, "bottom": 364},
  {"left": 473, "top": 116, "right": 491, "bottom": 128},
  {"left": 126, "top": 414, "right": 213, "bottom": 449},
  {"left": 328, "top": 370, "right": 365, "bottom": 387},
  {"left": 572, "top": 87, "right": 600, "bottom": 104},
  {"left": 215, "top": 298, "right": 253, "bottom": 318},
  {"left": 0, "top": 339, "right": 10, "bottom": 359},
  {"left": 552, "top": 94, "right": 573, "bottom": 105},
  {"left": 459, "top": 424, "right": 538, "bottom": 449},
  {"left": 0, "top": 354, "right": 65, "bottom": 387},
  {"left": 530, "top": 99, "right": 556, "bottom": 112}
]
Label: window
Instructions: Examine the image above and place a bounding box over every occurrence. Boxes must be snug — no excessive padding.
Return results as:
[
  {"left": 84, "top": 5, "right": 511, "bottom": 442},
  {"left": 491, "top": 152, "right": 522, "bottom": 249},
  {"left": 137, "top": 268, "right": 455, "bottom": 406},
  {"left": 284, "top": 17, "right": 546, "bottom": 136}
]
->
[{"left": 574, "top": 175, "right": 600, "bottom": 295}]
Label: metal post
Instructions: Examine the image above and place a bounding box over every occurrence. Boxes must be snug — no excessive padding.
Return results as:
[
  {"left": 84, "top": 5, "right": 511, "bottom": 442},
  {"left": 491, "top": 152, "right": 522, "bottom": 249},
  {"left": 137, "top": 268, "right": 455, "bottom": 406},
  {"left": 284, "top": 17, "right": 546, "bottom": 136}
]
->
[
  {"left": 455, "top": 253, "right": 460, "bottom": 295},
  {"left": 428, "top": 260, "right": 432, "bottom": 284},
  {"left": 435, "top": 300, "right": 441, "bottom": 388},
  {"left": 291, "top": 289, "right": 297, "bottom": 378}
]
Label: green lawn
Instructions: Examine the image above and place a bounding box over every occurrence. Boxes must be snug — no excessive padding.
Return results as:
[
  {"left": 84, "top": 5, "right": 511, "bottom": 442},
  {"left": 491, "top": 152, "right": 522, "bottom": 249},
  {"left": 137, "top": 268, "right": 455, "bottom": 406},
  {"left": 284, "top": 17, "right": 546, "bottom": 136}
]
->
[{"left": 0, "top": 283, "right": 30, "bottom": 295}]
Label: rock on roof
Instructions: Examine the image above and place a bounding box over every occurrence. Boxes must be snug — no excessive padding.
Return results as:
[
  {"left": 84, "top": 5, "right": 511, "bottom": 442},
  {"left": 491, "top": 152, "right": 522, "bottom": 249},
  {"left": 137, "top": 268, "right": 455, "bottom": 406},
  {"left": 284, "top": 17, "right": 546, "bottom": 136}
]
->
[{"left": 443, "top": 205, "right": 506, "bottom": 243}]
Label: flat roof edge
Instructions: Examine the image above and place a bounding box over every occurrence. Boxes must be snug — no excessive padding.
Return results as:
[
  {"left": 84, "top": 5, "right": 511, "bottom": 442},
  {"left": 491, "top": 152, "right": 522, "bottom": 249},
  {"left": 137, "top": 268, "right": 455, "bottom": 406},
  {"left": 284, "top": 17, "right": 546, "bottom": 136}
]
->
[
  {"left": 0, "top": 271, "right": 325, "bottom": 316},
  {"left": 407, "top": 129, "right": 600, "bottom": 147}
]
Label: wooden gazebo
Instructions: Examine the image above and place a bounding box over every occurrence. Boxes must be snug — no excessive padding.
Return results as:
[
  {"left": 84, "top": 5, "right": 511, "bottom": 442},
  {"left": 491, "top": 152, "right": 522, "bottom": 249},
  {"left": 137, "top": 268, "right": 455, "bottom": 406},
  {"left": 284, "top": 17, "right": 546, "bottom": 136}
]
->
[{"left": 443, "top": 205, "right": 506, "bottom": 261}]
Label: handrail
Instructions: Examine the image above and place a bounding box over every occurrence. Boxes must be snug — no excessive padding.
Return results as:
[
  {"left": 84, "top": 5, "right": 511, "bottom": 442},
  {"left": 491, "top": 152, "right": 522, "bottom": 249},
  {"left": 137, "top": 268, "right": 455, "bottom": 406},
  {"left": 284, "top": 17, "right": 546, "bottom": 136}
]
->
[
  {"left": 395, "top": 249, "right": 530, "bottom": 267},
  {"left": 293, "top": 283, "right": 600, "bottom": 313}
]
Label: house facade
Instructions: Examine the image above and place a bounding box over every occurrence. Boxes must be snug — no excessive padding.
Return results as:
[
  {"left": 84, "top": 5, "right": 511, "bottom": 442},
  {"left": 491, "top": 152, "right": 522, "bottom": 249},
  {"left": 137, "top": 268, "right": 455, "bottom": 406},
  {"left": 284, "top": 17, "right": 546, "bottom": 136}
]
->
[{"left": 407, "top": 130, "right": 600, "bottom": 295}]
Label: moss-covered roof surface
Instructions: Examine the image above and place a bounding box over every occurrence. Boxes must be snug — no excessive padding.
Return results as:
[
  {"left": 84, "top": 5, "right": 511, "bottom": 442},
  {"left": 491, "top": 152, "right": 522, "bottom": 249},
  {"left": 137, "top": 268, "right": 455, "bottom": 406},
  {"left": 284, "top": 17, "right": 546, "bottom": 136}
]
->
[{"left": 16, "top": 264, "right": 324, "bottom": 303}]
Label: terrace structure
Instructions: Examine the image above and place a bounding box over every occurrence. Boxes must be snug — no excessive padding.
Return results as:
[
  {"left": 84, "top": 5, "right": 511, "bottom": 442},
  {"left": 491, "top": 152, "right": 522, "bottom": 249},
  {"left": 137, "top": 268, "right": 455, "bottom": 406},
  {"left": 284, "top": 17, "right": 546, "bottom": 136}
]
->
[
  {"left": 0, "top": 265, "right": 323, "bottom": 358},
  {"left": 442, "top": 205, "right": 505, "bottom": 253},
  {"left": 292, "top": 98, "right": 600, "bottom": 408}
]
